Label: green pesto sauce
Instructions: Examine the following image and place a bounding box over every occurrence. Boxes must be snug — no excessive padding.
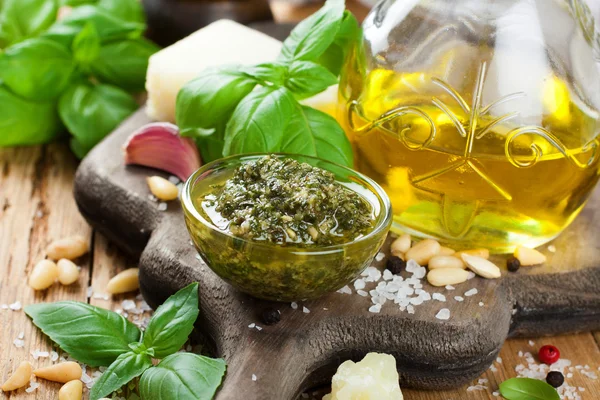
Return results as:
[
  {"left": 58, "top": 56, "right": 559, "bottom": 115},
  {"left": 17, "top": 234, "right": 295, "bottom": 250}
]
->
[{"left": 202, "top": 155, "right": 375, "bottom": 246}]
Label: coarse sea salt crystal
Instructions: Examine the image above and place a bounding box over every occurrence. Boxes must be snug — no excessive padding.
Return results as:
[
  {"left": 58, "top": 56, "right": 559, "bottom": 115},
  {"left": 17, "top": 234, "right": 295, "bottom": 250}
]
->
[
  {"left": 383, "top": 269, "right": 393, "bottom": 281},
  {"left": 291, "top": 302, "right": 298, "bottom": 310},
  {"left": 51, "top": 351, "right": 59, "bottom": 362},
  {"left": 454, "top": 296, "right": 464, "bottom": 302},
  {"left": 337, "top": 285, "right": 352, "bottom": 294},
  {"left": 122, "top": 300, "right": 136, "bottom": 311},
  {"left": 445, "top": 285, "right": 455, "bottom": 291},
  {"left": 248, "top": 323, "right": 255, "bottom": 329},
  {"left": 168, "top": 176, "right": 180, "bottom": 185},
  {"left": 529, "top": 340, "right": 535, "bottom": 346},
  {"left": 465, "top": 288, "right": 478, "bottom": 297},
  {"left": 18, "top": 332, "right": 24, "bottom": 339},
  {"left": 25, "top": 382, "right": 39, "bottom": 393},
  {"left": 1, "top": 304, "right": 8, "bottom": 309},
  {"left": 14, "top": 339, "right": 25, "bottom": 348},
  {"left": 479, "top": 302, "right": 484, "bottom": 307},
  {"left": 435, "top": 308, "right": 450, "bottom": 320},
  {"left": 467, "top": 271, "right": 476, "bottom": 280},
  {"left": 157, "top": 202, "right": 168, "bottom": 211},
  {"left": 252, "top": 374, "right": 257, "bottom": 381},
  {"left": 9, "top": 301, "right": 22, "bottom": 311},
  {"left": 432, "top": 293, "right": 446, "bottom": 302},
  {"left": 303, "top": 306, "right": 310, "bottom": 314},
  {"left": 375, "top": 252, "right": 385, "bottom": 262},
  {"left": 353, "top": 279, "right": 366, "bottom": 290},
  {"left": 496, "top": 357, "right": 503, "bottom": 364},
  {"left": 467, "top": 385, "right": 487, "bottom": 391},
  {"left": 357, "top": 290, "right": 368, "bottom": 297},
  {"left": 548, "top": 245, "right": 556, "bottom": 253},
  {"left": 369, "top": 304, "right": 382, "bottom": 313}
]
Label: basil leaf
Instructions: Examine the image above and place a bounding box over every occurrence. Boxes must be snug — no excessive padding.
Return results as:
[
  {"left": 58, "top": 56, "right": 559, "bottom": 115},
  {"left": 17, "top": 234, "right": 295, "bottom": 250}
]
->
[
  {"left": 188, "top": 120, "right": 226, "bottom": 163},
  {"left": 0, "top": 38, "right": 75, "bottom": 101},
  {"left": 0, "top": 0, "right": 58, "bottom": 46},
  {"left": 278, "top": 0, "right": 345, "bottom": 62},
  {"left": 0, "top": 84, "right": 62, "bottom": 146},
  {"left": 243, "top": 62, "right": 288, "bottom": 86},
  {"left": 58, "top": 81, "right": 138, "bottom": 158},
  {"left": 176, "top": 66, "right": 257, "bottom": 136},
  {"left": 499, "top": 378, "right": 560, "bottom": 400},
  {"left": 224, "top": 87, "right": 352, "bottom": 167},
  {"left": 285, "top": 104, "right": 353, "bottom": 167},
  {"left": 59, "top": 0, "right": 97, "bottom": 5},
  {"left": 139, "top": 353, "right": 226, "bottom": 400},
  {"left": 24, "top": 301, "right": 141, "bottom": 367},
  {"left": 317, "top": 10, "right": 360, "bottom": 75},
  {"left": 72, "top": 23, "right": 100, "bottom": 70},
  {"left": 223, "top": 86, "right": 296, "bottom": 155},
  {"left": 45, "top": 5, "right": 144, "bottom": 48},
  {"left": 143, "top": 283, "right": 199, "bottom": 358},
  {"left": 285, "top": 60, "right": 337, "bottom": 99},
  {"left": 91, "top": 38, "right": 159, "bottom": 91},
  {"left": 89, "top": 351, "right": 153, "bottom": 400},
  {"left": 97, "top": 0, "right": 145, "bottom": 23}
]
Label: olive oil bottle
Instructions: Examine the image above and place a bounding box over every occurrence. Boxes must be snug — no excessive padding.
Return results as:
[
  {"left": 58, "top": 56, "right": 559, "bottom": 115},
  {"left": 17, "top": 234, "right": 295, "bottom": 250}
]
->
[{"left": 337, "top": 0, "right": 600, "bottom": 252}]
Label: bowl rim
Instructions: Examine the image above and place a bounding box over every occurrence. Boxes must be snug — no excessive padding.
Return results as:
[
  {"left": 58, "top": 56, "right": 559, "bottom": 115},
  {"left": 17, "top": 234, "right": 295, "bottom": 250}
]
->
[{"left": 181, "top": 153, "right": 393, "bottom": 254}]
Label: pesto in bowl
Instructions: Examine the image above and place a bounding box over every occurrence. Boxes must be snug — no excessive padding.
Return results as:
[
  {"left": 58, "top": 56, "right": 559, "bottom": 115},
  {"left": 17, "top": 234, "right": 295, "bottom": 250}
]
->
[{"left": 182, "top": 154, "right": 392, "bottom": 302}]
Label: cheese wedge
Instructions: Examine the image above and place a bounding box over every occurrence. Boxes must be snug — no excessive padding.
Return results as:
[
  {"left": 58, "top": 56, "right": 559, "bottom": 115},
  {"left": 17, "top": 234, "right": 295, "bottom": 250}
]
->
[{"left": 146, "top": 19, "right": 283, "bottom": 122}]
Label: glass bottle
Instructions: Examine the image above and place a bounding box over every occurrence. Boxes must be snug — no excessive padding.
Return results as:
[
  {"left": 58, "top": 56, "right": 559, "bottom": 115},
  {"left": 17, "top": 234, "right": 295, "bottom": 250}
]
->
[{"left": 340, "top": 0, "right": 600, "bottom": 252}]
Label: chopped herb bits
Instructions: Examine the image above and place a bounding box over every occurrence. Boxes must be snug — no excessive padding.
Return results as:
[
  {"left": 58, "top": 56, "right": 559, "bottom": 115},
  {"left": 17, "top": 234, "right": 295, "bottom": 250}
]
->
[{"left": 202, "top": 155, "right": 375, "bottom": 246}]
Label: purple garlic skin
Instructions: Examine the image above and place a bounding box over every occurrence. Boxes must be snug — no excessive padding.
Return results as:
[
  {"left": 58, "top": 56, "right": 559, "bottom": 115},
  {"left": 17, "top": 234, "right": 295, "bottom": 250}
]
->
[{"left": 123, "top": 122, "right": 201, "bottom": 181}]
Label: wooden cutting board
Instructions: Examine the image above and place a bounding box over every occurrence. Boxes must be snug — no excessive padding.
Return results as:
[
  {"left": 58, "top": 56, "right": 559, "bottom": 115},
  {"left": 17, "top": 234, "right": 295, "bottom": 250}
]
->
[{"left": 73, "top": 108, "right": 600, "bottom": 400}]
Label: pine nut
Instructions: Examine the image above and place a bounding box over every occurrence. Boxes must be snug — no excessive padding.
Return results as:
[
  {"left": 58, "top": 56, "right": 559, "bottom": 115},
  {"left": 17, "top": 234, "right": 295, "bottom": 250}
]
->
[
  {"left": 438, "top": 246, "right": 456, "bottom": 256},
  {"left": 47, "top": 236, "right": 89, "bottom": 260},
  {"left": 106, "top": 268, "right": 139, "bottom": 294},
  {"left": 461, "top": 254, "right": 501, "bottom": 279},
  {"left": 1, "top": 361, "right": 32, "bottom": 391},
  {"left": 514, "top": 246, "right": 546, "bottom": 266},
  {"left": 405, "top": 239, "right": 440, "bottom": 265},
  {"left": 29, "top": 259, "right": 59, "bottom": 290},
  {"left": 391, "top": 234, "right": 411, "bottom": 256},
  {"left": 57, "top": 259, "right": 80, "bottom": 285},
  {"left": 455, "top": 248, "right": 490, "bottom": 259},
  {"left": 428, "top": 255, "right": 466, "bottom": 270},
  {"left": 427, "top": 268, "right": 470, "bottom": 287},
  {"left": 34, "top": 362, "right": 82, "bottom": 383},
  {"left": 59, "top": 380, "right": 83, "bottom": 400},
  {"left": 147, "top": 176, "right": 179, "bottom": 201}
]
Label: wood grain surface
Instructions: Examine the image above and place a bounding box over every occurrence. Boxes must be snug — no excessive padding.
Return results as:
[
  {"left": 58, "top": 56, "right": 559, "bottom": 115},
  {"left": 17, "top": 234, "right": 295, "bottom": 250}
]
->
[{"left": 2, "top": 140, "right": 600, "bottom": 400}]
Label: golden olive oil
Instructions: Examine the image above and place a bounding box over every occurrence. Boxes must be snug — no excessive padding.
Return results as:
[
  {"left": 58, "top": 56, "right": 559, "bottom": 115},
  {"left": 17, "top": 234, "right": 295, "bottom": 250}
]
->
[{"left": 335, "top": 46, "right": 600, "bottom": 252}]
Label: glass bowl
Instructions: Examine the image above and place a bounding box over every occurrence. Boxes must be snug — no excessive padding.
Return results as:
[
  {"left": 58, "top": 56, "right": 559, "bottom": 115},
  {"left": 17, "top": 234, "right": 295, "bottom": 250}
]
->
[{"left": 181, "top": 154, "right": 392, "bottom": 302}]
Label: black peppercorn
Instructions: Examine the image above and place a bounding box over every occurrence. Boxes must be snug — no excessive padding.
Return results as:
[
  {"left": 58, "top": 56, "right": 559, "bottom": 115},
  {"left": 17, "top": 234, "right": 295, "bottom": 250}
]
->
[
  {"left": 546, "top": 371, "right": 564, "bottom": 388},
  {"left": 261, "top": 308, "right": 281, "bottom": 325},
  {"left": 386, "top": 256, "right": 406, "bottom": 275},
  {"left": 507, "top": 257, "right": 521, "bottom": 272}
]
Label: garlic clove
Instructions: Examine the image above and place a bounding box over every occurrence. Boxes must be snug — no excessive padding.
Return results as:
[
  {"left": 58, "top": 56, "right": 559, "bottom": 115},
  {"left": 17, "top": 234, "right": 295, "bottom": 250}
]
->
[{"left": 123, "top": 122, "right": 201, "bottom": 181}]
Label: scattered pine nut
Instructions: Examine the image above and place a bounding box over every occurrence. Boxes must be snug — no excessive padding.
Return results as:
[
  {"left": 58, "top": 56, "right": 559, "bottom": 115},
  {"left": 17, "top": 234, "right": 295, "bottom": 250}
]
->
[
  {"left": 405, "top": 239, "right": 440, "bottom": 265},
  {"left": 29, "top": 260, "right": 59, "bottom": 290},
  {"left": 455, "top": 248, "right": 490, "bottom": 260},
  {"left": 57, "top": 259, "right": 80, "bottom": 285},
  {"left": 461, "top": 254, "right": 501, "bottom": 279},
  {"left": 390, "top": 234, "right": 411, "bottom": 256},
  {"left": 428, "top": 255, "right": 466, "bottom": 270},
  {"left": 427, "top": 268, "right": 470, "bottom": 287},
  {"left": 34, "top": 362, "right": 82, "bottom": 383},
  {"left": 47, "top": 236, "right": 89, "bottom": 260},
  {"left": 1, "top": 361, "right": 32, "bottom": 391},
  {"left": 438, "top": 246, "right": 456, "bottom": 256},
  {"left": 106, "top": 268, "right": 139, "bottom": 294},
  {"left": 514, "top": 246, "right": 547, "bottom": 266},
  {"left": 147, "top": 176, "right": 179, "bottom": 201},
  {"left": 59, "top": 380, "right": 83, "bottom": 400}
]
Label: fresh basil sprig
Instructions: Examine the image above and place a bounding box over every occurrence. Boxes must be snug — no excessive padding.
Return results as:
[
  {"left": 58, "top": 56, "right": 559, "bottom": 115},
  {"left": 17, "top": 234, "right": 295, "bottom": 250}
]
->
[
  {"left": 499, "top": 377, "right": 560, "bottom": 400},
  {"left": 176, "top": 0, "right": 358, "bottom": 167},
  {"left": 25, "top": 282, "right": 226, "bottom": 400},
  {"left": 0, "top": 0, "right": 159, "bottom": 156}
]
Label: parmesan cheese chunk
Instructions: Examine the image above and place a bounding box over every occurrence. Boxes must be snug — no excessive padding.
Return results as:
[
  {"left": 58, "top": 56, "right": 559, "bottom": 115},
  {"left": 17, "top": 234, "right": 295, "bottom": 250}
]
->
[
  {"left": 146, "top": 19, "right": 283, "bottom": 122},
  {"left": 323, "top": 353, "right": 404, "bottom": 400}
]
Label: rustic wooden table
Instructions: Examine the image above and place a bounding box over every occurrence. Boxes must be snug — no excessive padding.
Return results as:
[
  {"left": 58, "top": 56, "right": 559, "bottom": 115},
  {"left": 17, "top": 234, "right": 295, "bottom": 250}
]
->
[{"left": 1, "top": 3, "right": 600, "bottom": 400}]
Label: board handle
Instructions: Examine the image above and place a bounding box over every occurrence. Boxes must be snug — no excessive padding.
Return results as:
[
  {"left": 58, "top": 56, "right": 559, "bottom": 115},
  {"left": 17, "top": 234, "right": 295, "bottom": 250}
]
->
[{"left": 215, "top": 337, "right": 309, "bottom": 400}]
